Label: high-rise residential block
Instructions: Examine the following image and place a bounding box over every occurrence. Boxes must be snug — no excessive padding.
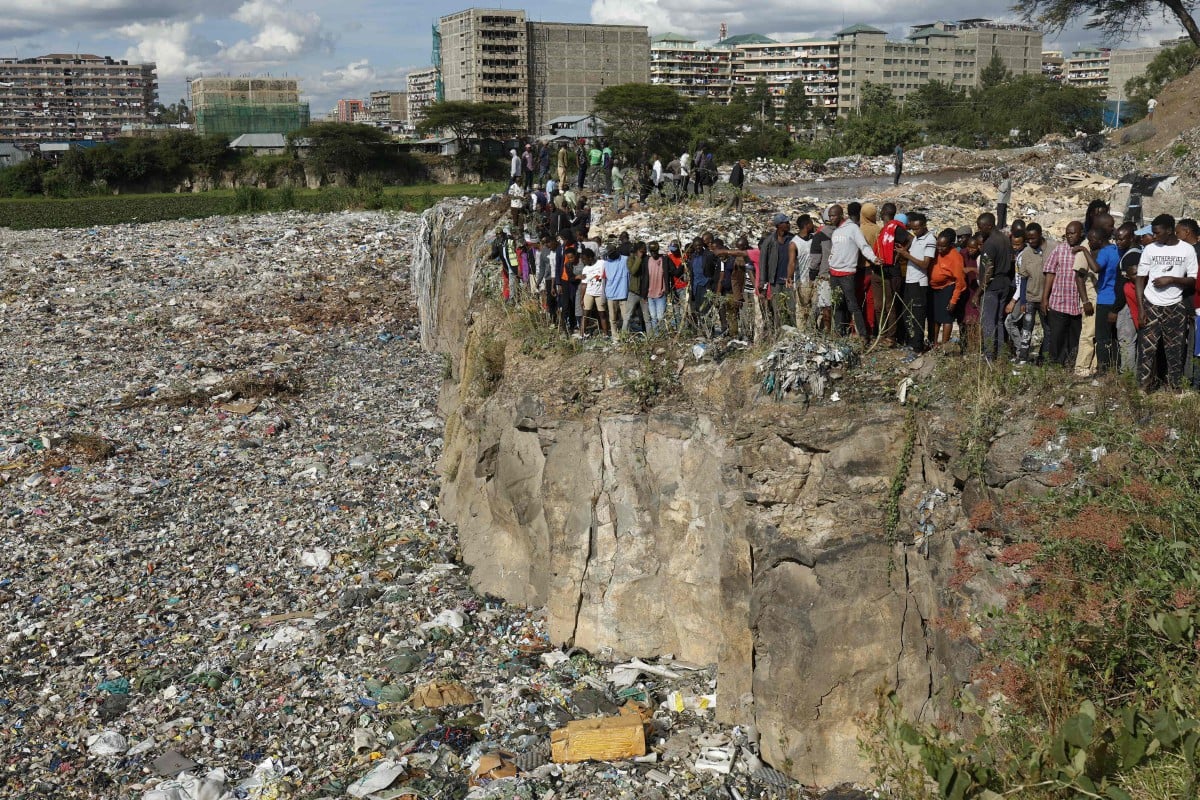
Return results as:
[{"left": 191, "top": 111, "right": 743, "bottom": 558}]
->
[
  {"left": 369, "top": 91, "right": 409, "bottom": 123},
  {"left": 650, "top": 33, "right": 735, "bottom": 102},
  {"left": 406, "top": 67, "right": 439, "bottom": 126},
  {"left": 0, "top": 54, "right": 157, "bottom": 141}
]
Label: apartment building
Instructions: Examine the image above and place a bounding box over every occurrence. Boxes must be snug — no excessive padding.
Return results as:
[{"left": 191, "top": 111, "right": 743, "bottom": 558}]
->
[
  {"left": 939, "top": 19, "right": 1043, "bottom": 82},
  {"left": 835, "top": 20, "right": 1042, "bottom": 115},
  {"left": 1046, "top": 42, "right": 1165, "bottom": 102},
  {"left": 190, "top": 77, "right": 310, "bottom": 138},
  {"left": 730, "top": 38, "right": 841, "bottom": 117},
  {"left": 336, "top": 98, "right": 365, "bottom": 122},
  {"left": 1064, "top": 48, "right": 1111, "bottom": 92},
  {"left": 0, "top": 53, "right": 157, "bottom": 142},
  {"left": 1107, "top": 47, "right": 1159, "bottom": 100},
  {"left": 406, "top": 67, "right": 439, "bottom": 125},
  {"left": 369, "top": 91, "right": 408, "bottom": 123},
  {"left": 649, "top": 18, "right": 1041, "bottom": 119},
  {"left": 650, "top": 33, "right": 735, "bottom": 102}
]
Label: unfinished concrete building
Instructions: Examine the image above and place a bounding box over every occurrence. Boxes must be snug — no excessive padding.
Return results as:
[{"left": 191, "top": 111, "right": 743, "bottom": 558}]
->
[
  {"left": 428, "top": 8, "right": 650, "bottom": 135},
  {"left": 527, "top": 22, "right": 649, "bottom": 134},
  {"left": 189, "top": 77, "right": 310, "bottom": 138},
  {"left": 437, "top": 9, "right": 530, "bottom": 126}
]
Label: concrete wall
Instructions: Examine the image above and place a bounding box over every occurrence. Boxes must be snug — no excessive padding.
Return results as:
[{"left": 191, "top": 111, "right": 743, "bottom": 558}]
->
[{"left": 527, "top": 22, "right": 650, "bottom": 134}]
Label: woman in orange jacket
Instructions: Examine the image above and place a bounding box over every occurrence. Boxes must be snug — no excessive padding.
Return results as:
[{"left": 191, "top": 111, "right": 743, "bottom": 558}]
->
[{"left": 930, "top": 228, "right": 967, "bottom": 348}]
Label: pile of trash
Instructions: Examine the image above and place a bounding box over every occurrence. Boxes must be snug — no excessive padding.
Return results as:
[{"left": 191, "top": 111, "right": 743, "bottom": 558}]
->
[
  {"left": 0, "top": 209, "right": 874, "bottom": 800},
  {"left": 756, "top": 329, "right": 859, "bottom": 401}
]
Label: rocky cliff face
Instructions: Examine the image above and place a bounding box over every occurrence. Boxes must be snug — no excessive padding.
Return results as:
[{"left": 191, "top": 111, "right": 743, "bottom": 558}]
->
[{"left": 413, "top": 201, "right": 1010, "bottom": 785}]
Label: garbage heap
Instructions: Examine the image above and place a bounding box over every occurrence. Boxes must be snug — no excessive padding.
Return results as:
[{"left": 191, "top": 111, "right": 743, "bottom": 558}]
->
[{"left": 0, "top": 210, "right": 860, "bottom": 800}]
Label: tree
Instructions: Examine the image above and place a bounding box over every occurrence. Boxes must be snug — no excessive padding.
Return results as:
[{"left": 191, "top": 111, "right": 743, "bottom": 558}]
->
[
  {"left": 290, "top": 123, "right": 401, "bottom": 184},
  {"left": 592, "top": 84, "right": 687, "bottom": 168},
  {"left": 781, "top": 79, "right": 810, "bottom": 130},
  {"left": 416, "top": 100, "right": 523, "bottom": 154},
  {"left": 979, "top": 52, "right": 1012, "bottom": 91},
  {"left": 906, "top": 81, "right": 977, "bottom": 147},
  {"left": 1013, "top": 0, "right": 1200, "bottom": 49},
  {"left": 995, "top": 75, "right": 1104, "bottom": 141},
  {"left": 684, "top": 101, "right": 753, "bottom": 159},
  {"left": 747, "top": 77, "right": 776, "bottom": 124},
  {"left": 153, "top": 99, "right": 192, "bottom": 125},
  {"left": 838, "top": 81, "right": 919, "bottom": 155}
]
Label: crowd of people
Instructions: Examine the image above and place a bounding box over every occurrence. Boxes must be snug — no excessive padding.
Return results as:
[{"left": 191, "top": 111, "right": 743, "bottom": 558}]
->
[{"left": 494, "top": 147, "right": 1200, "bottom": 394}]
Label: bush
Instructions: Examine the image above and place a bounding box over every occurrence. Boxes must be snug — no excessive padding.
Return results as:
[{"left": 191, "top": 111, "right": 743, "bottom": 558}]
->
[
  {"left": 867, "top": 371, "right": 1200, "bottom": 799},
  {"left": 233, "top": 187, "right": 268, "bottom": 212},
  {"left": 0, "top": 194, "right": 237, "bottom": 229}
]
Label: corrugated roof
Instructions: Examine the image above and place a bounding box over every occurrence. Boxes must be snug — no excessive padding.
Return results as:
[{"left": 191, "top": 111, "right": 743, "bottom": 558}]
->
[
  {"left": 835, "top": 24, "right": 887, "bottom": 36},
  {"left": 717, "top": 33, "right": 778, "bottom": 45},
  {"left": 652, "top": 32, "right": 696, "bottom": 43}
]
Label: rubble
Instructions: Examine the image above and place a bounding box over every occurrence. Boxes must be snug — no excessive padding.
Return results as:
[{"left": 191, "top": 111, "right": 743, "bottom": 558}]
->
[
  {"left": 0, "top": 208, "right": 875, "bottom": 800},
  {"left": 757, "top": 329, "right": 859, "bottom": 401}
]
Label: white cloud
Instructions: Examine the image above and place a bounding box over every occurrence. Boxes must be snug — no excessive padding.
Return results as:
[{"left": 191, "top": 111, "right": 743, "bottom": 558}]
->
[
  {"left": 219, "top": 0, "right": 333, "bottom": 63},
  {"left": 117, "top": 18, "right": 208, "bottom": 77},
  {"left": 1, "top": 0, "right": 240, "bottom": 39},
  {"left": 300, "top": 58, "right": 415, "bottom": 113}
]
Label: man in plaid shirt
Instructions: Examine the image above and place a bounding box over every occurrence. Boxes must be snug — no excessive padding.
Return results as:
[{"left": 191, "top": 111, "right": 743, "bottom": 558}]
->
[{"left": 1040, "top": 221, "right": 1089, "bottom": 367}]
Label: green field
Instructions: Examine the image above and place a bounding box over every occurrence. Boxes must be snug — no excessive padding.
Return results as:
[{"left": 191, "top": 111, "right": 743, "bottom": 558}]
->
[{"left": 0, "top": 183, "right": 504, "bottom": 231}]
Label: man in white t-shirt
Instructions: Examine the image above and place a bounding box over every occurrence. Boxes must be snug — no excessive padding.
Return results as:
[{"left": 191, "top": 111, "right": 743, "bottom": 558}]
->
[
  {"left": 1147, "top": 97, "right": 1158, "bottom": 121},
  {"left": 1136, "top": 213, "right": 1198, "bottom": 390},
  {"left": 580, "top": 249, "right": 608, "bottom": 337},
  {"left": 895, "top": 211, "right": 935, "bottom": 353}
]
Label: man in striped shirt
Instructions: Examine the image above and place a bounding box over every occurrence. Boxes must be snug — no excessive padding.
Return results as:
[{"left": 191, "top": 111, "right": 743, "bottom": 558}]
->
[{"left": 1040, "top": 221, "right": 1088, "bottom": 367}]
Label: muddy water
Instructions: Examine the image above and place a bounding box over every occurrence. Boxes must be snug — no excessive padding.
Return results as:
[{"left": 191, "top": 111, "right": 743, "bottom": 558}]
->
[{"left": 751, "top": 169, "right": 978, "bottom": 202}]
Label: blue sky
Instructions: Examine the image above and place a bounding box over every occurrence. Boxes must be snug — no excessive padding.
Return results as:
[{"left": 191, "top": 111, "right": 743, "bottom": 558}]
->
[{"left": 0, "top": 0, "right": 1188, "bottom": 115}]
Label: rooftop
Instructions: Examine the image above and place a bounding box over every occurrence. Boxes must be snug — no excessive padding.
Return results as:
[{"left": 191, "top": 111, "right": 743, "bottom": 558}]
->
[
  {"left": 652, "top": 32, "right": 697, "bottom": 43},
  {"left": 835, "top": 24, "right": 887, "bottom": 36},
  {"left": 716, "top": 33, "right": 777, "bottom": 46}
]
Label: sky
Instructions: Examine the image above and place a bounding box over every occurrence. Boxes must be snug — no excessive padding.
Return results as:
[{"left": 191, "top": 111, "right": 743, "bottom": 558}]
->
[{"left": 0, "top": 0, "right": 1189, "bottom": 115}]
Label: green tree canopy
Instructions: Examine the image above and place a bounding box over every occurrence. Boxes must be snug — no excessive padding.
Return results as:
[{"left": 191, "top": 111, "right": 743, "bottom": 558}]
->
[
  {"left": 290, "top": 123, "right": 402, "bottom": 184},
  {"left": 592, "top": 83, "right": 687, "bottom": 169},
  {"left": 781, "top": 79, "right": 810, "bottom": 130},
  {"left": 747, "top": 77, "right": 776, "bottom": 123},
  {"left": 979, "top": 51, "right": 1012, "bottom": 91},
  {"left": 416, "top": 100, "right": 524, "bottom": 151},
  {"left": 837, "top": 82, "right": 919, "bottom": 155},
  {"left": 1013, "top": 0, "right": 1200, "bottom": 48}
]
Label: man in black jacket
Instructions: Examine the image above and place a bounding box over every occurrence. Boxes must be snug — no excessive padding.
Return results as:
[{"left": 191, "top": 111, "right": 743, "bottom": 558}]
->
[{"left": 728, "top": 159, "right": 746, "bottom": 211}]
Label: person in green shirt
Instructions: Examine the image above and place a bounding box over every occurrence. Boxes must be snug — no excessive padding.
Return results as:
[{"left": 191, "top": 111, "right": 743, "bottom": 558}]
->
[
  {"left": 611, "top": 158, "right": 626, "bottom": 213},
  {"left": 601, "top": 144, "right": 613, "bottom": 192}
]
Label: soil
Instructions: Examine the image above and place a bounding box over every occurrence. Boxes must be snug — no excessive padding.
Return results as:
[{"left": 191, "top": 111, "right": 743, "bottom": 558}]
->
[{"left": 1116, "top": 65, "right": 1200, "bottom": 153}]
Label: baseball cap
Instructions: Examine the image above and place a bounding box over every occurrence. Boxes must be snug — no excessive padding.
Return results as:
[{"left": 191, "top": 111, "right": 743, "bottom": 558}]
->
[
  {"left": 955, "top": 225, "right": 972, "bottom": 237},
  {"left": 772, "top": 213, "right": 789, "bottom": 226},
  {"left": 896, "top": 213, "right": 909, "bottom": 225},
  {"left": 1135, "top": 224, "right": 1153, "bottom": 236}
]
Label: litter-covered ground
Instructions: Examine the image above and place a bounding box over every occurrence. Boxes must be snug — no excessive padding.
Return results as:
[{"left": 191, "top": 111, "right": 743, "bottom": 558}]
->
[{"left": 0, "top": 211, "right": 869, "bottom": 800}]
